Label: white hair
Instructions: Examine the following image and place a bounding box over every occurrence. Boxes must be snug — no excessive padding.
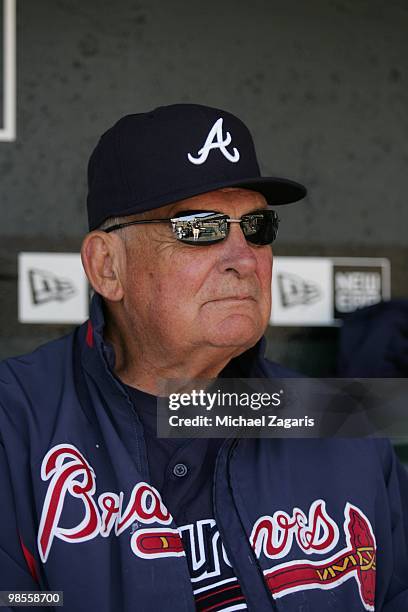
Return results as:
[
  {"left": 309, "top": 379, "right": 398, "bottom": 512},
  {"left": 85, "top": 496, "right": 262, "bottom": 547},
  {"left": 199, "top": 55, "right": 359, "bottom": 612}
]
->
[{"left": 97, "top": 216, "right": 124, "bottom": 231}]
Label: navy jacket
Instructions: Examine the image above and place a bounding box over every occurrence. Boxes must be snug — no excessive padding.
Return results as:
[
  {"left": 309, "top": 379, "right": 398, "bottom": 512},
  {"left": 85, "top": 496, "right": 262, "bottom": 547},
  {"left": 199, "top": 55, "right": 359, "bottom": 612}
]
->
[{"left": 0, "top": 295, "right": 407, "bottom": 611}]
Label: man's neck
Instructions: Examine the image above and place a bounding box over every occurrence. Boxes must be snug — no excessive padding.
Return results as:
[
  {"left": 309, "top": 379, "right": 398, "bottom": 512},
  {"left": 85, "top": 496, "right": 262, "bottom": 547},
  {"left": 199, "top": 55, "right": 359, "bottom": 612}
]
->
[{"left": 104, "top": 325, "right": 244, "bottom": 396}]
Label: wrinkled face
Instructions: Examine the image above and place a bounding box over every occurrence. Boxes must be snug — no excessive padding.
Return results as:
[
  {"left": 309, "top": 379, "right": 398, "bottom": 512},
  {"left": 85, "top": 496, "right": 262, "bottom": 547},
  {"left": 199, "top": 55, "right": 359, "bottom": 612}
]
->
[{"left": 121, "top": 188, "right": 273, "bottom": 355}]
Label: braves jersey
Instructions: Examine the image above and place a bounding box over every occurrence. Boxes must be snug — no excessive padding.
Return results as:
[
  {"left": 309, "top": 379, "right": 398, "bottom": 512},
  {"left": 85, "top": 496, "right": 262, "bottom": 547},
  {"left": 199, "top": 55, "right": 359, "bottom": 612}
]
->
[
  {"left": 123, "top": 384, "right": 244, "bottom": 608},
  {"left": 0, "top": 293, "right": 407, "bottom": 611}
]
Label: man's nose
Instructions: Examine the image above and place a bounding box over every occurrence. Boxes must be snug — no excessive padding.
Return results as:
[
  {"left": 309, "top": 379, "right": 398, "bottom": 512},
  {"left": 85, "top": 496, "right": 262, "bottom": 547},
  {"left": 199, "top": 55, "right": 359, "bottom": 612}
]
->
[{"left": 216, "top": 222, "right": 258, "bottom": 277}]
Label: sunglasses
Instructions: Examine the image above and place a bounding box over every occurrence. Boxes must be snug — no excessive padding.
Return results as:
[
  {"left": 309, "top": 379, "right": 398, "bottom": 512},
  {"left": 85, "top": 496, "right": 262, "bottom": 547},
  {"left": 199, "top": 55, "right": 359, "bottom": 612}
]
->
[{"left": 103, "top": 209, "right": 280, "bottom": 246}]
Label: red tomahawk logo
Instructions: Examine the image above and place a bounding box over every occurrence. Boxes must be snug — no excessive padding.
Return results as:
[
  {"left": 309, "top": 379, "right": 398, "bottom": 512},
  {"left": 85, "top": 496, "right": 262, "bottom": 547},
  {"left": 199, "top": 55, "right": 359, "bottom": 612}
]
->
[
  {"left": 263, "top": 504, "right": 376, "bottom": 611},
  {"left": 131, "top": 528, "right": 185, "bottom": 559}
]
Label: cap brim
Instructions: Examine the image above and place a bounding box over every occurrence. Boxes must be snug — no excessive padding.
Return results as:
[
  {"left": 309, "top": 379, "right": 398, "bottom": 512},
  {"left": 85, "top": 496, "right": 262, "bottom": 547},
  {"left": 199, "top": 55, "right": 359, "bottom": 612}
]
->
[
  {"left": 93, "top": 176, "right": 307, "bottom": 228},
  {"left": 217, "top": 176, "right": 307, "bottom": 205},
  {"left": 151, "top": 175, "right": 306, "bottom": 209}
]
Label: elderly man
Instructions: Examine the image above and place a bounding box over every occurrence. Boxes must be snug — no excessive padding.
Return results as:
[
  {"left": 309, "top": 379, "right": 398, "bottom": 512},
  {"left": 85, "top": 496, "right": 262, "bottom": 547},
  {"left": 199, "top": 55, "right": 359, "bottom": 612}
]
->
[{"left": 0, "top": 104, "right": 407, "bottom": 612}]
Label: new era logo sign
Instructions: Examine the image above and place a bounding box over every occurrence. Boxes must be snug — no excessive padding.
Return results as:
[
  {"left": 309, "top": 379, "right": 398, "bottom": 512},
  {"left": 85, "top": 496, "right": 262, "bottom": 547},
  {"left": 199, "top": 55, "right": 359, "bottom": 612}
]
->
[
  {"left": 332, "top": 259, "right": 390, "bottom": 318},
  {"left": 28, "top": 268, "right": 77, "bottom": 305},
  {"left": 271, "top": 257, "right": 333, "bottom": 326},
  {"left": 277, "top": 272, "right": 321, "bottom": 308},
  {"left": 271, "top": 257, "right": 391, "bottom": 327},
  {"left": 19, "top": 253, "right": 89, "bottom": 324}
]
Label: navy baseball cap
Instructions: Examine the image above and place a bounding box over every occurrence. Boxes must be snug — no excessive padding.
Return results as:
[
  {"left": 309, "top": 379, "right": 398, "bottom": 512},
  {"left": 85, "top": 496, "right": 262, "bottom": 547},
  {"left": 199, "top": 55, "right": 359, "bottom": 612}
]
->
[{"left": 87, "top": 104, "right": 306, "bottom": 231}]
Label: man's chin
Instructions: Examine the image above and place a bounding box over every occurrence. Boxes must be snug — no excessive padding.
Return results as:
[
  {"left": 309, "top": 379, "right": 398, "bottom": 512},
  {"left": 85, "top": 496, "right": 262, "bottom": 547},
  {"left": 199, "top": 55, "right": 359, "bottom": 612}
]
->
[{"left": 207, "top": 316, "right": 264, "bottom": 350}]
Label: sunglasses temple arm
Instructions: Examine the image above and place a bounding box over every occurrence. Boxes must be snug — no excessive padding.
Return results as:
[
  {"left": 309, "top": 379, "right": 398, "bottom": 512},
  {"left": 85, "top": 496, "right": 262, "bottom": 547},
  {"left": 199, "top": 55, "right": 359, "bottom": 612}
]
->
[{"left": 103, "top": 218, "right": 173, "bottom": 232}]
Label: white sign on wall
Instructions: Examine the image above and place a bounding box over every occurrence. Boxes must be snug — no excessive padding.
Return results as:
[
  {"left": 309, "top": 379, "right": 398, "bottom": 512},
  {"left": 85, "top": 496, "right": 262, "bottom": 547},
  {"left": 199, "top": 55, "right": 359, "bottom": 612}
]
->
[
  {"left": 270, "top": 256, "right": 391, "bottom": 327},
  {"left": 18, "top": 253, "right": 89, "bottom": 323},
  {"left": 0, "top": 0, "right": 16, "bottom": 141},
  {"left": 271, "top": 257, "right": 333, "bottom": 326}
]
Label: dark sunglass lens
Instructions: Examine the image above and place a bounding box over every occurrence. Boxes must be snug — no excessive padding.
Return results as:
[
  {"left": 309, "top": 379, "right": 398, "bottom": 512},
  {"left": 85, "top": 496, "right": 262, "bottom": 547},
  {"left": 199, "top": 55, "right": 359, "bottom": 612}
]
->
[
  {"left": 242, "top": 211, "right": 279, "bottom": 245},
  {"left": 171, "top": 212, "right": 229, "bottom": 244}
]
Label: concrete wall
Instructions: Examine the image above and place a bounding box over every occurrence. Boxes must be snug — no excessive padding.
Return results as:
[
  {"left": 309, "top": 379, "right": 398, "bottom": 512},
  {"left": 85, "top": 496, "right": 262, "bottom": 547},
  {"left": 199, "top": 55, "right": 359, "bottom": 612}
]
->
[{"left": 1, "top": 0, "right": 407, "bottom": 368}]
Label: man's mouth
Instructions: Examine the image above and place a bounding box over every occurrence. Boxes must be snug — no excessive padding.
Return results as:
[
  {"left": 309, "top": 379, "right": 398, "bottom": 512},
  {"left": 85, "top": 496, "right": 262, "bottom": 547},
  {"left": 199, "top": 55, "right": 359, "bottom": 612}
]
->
[{"left": 208, "top": 295, "right": 255, "bottom": 303}]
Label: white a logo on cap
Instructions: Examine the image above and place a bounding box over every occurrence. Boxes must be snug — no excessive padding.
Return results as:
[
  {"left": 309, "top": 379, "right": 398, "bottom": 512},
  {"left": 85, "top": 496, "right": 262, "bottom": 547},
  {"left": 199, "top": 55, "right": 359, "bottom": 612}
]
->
[{"left": 187, "top": 117, "right": 240, "bottom": 165}]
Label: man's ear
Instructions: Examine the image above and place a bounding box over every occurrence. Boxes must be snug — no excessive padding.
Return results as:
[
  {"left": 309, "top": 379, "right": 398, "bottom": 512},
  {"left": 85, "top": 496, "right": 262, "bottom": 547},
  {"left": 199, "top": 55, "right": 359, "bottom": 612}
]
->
[{"left": 81, "top": 231, "right": 125, "bottom": 302}]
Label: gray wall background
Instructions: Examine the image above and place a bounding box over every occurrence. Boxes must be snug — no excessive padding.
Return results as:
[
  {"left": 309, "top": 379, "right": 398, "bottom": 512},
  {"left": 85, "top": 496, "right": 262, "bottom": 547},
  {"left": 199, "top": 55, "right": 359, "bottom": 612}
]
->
[{"left": 0, "top": 0, "right": 407, "bottom": 371}]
